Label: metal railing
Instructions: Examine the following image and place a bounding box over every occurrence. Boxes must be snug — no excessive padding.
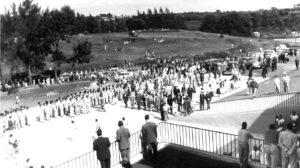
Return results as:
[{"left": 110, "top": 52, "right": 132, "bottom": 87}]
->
[
  {"left": 54, "top": 131, "right": 142, "bottom": 168},
  {"left": 211, "top": 92, "right": 300, "bottom": 113},
  {"left": 158, "top": 122, "right": 265, "bottom": 164},
  {"left": 54, "top": 122, "right": 265, "bottom": 168}
]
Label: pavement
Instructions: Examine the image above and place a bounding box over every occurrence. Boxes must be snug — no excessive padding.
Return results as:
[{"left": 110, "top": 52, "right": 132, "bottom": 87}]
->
[{"left": 219, "top": 56, "right": 300, "bottom": 102}]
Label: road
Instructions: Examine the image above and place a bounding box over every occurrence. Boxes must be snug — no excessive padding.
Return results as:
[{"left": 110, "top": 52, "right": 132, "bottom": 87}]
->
[{"left": 219, "top": 56, "right": 300, "bottom": 102}]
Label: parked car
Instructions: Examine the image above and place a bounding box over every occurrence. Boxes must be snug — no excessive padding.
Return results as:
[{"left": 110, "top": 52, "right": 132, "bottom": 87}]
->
[
  {"left": 222, "top": 61, "right": 238, "bottom": 75},
  {"left": 264, "top": 50, "right": 278, "bottom": 59},
  {"left": 252, "top": 61, "right": 262, "bottom": 69}
]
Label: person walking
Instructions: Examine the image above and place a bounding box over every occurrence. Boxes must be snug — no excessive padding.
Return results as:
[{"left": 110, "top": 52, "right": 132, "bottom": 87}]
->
[
  {"left": 279, "top": 123, "right": 298, "bottom": 168},
  {"left": 141, "top": 115, "right": 158, "bottom": 159},
  {"left": 250, "top": 78, "right": 258, "bottom": 98},
  {"left": 199, "top": 90, "right": 205, "bottom": 111},
  {"left": 238, "top": 122, "right": 253, "bottom": 168},
  {"left": 116, "top": 121, "right": 132, "bottom": 168},
  {"left": 282, "top": 72, "right": 290, "bottom": 92},
  {"left": 263, "top": 124, "right": 279, "bottom": 168},
  {"left": 93, "top": 129, "right": 111, "bottom": 168},
  {"left": 273, "top": 75, "right": 280, "bottom": 93}
]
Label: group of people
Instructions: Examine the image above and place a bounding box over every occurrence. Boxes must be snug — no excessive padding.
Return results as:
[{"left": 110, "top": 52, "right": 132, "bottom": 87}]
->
[
  {"left": 0, "top": 83, "right": 125, "bottom": 136},
  {"left": 93, "top": 114, "right": 158, "bottom": 168},
  {"left": 273, "top": 72, "right": 291, "bottom": 93},
  {"left": 238, "top": 111, "right": 300, "bottom": 168}
]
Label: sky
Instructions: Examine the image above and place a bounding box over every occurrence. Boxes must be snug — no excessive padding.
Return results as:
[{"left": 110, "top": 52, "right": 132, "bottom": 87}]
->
[{"left": 1, "top": 0, "right": 299, "bottom": 16}]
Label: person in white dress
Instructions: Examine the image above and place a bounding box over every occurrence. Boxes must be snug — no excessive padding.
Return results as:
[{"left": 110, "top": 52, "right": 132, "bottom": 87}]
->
[
  {"left": 273, "top": 75, "right": 280, "bottom": 93},
  {"left": 282, "top": 72, "right": 290, "bottom": 92}
]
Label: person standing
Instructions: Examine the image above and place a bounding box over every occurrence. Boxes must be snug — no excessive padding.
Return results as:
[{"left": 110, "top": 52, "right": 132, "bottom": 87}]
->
[
  {"left": 136, "top": 92, "right": 142, "bottom": 110},
  {"left": 295, "top": 57, "right": 299, "bottom": 70},
  {"left": 290, "top": 111, "right": 299, "bottom": 131},
  {"left": 282, "top": 73, "right": 290, "bottom": 93},
  {"left": 278, "top": 123, "right": 298, "bottom": 168},
  {"left": 205, "top": 91, "right": 212, "bottom": 110},
  {"left": 141, "top": 115, "right": 158, "bottom": 159},
  {"left": 199, "top": 90, "right": 205, "bottom": 111},
  {"left": 177, "top": 92, "right": 183, "bottom": 112},
  {"left": 123, "top": 88, "right": 129, "bottom": 108},
  {"left": 95, "top": 119, "right": 101, "bottom": 133},
  {"left": 273, "top": 75, "right": 280, "bottom": 93},
  {"left": 262, "top": 64, "right": 267, "bottom": 79},
  {"left": 238, "top": 122, "right": 253, "bottom": 168},
  {"left": 248, "top": 67, "right": 253, "bottom": 78},
  {"left": 93, "top": 129, "right": 111, "bottom": 168},
  {"left": 116, "top": 121, "right": 132, "bottom": 168},
  {"left": 263, "top": 124, "right": 279, "bottom": 168},
  {"left": 187, "top": 85, "right": 195, "bottom": 101},
  {"left": 250, "top": 78, "right": 258, "bottom": 98}
]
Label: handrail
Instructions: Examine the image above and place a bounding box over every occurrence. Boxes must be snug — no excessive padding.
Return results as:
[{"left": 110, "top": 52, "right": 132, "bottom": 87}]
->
[
  {"left": 158, "top": 122, "right": 265, "bottom": 165},
  {"left": 214, "top": 91, "right": 300, "bottom": 104},
  {"left": 53, "top": 122, "right": 265, "bottom": 168},
  {"left": 53, "top": 130, "right": 143, "bottom": 168}
]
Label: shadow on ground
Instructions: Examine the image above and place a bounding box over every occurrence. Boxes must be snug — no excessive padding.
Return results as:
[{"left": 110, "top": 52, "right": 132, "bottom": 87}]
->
[{"left": 132, "top": 146, "right": 239, "bottom": 168}]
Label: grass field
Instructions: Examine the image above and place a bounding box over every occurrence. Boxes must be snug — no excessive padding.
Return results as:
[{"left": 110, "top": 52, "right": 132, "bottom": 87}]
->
[{"left": 1, "top": 30, "right": 276, "bottom": 79}]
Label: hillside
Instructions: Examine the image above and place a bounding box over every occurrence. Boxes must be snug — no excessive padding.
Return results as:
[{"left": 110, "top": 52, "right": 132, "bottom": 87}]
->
[{"left": 2, "top": 30, "right": 276, "bottom": 78}]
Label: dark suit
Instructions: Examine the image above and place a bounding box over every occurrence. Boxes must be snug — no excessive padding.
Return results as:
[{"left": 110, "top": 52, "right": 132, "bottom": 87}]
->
[
  {"left": 116, "top": 126, "right": 131, "bottom": 164},
  {"left": 200, "top": 93, "right": 205, "bottom": 110},
  {"left": 141, "top": 121, "right": 158, "bottom": 159},
  {"left": 93, "top": 136, "right": 111, "bottom": 168},
  {"left": 187, "top": 87, "right": 195, "bottom": 100}
]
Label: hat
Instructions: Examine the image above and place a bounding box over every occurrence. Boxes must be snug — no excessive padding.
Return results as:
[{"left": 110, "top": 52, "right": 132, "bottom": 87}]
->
[{"left": 283, "top": 72, "right": 287, "bottom": 75}]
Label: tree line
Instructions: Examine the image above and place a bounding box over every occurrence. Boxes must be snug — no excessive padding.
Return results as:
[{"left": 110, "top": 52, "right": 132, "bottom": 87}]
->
[
  {"left": 2, "top": 0, "right": 299, "bottom": 87},
  {"left": 1, "top": 0, "right": 186, "bottom": 87},
  {"left": 1, "top": 0, "right": 94, "bottom": 86},
  {"left": 182, "top": 7, "right": 300, "bottom": 37},
  {"left": 126, "top": 7, "right": 185, "bottom": 30}
]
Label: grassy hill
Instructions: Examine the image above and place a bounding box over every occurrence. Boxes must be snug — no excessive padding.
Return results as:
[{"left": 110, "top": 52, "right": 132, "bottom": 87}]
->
[{"left": 2, "top": 30, "right": 276, "bottom": 78}]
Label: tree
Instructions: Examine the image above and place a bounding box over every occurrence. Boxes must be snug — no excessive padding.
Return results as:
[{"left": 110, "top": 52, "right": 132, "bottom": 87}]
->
[
  {"left": 126, "top": 18, "right": 145, "bottom": 30},
  {"left": 200, "top": 14, "right": 219, "bottom": 32},
  {"left": 16, "top": 0, "right": 49, "bottom": 85},
  {"left": 69, "top": 39, "right": 93, "bottom": 67},
  {"left": 40, "top": 9, "right": 71, "bottom": 82}
]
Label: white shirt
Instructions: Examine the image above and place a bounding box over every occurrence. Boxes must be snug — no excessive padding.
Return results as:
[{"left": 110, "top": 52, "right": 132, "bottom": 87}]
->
[
  {"left": 282, "top": 75, "right": 290, "bottom": 84},
  {"left": 274, "top": 78, "right": 280, "bottom": 86}
]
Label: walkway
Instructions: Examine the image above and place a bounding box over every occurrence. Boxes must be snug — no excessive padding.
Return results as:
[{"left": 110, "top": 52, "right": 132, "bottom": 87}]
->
[{"left": 220, "top": 56, "right": 300, "bottom": 102}]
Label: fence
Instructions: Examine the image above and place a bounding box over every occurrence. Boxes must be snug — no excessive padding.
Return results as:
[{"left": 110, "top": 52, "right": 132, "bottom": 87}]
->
[
  {"left": 54, "top": 122, "right": 265, "bottom": 168},
  {"left": 53, "top": 131, "right": 142, "bottom": 168},
  {"left": 158, "top": 122, "right": 265, "bottom": 165},
  {"left": 211, "top": 92, "right": 300, "bottom": 113}
]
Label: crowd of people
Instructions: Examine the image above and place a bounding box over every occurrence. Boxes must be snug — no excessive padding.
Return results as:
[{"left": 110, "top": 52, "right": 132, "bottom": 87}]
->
[
  {"left": 1, "top": 49, "right": 298, "bottom": 168},
  {"left": 238, "top": 110, "right": 300, "bottom": 168}
]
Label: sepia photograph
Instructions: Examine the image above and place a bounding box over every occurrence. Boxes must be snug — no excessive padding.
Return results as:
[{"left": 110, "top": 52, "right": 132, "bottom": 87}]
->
[{"left": 1, "top": 0, "right": 300, "bottom": 168}]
